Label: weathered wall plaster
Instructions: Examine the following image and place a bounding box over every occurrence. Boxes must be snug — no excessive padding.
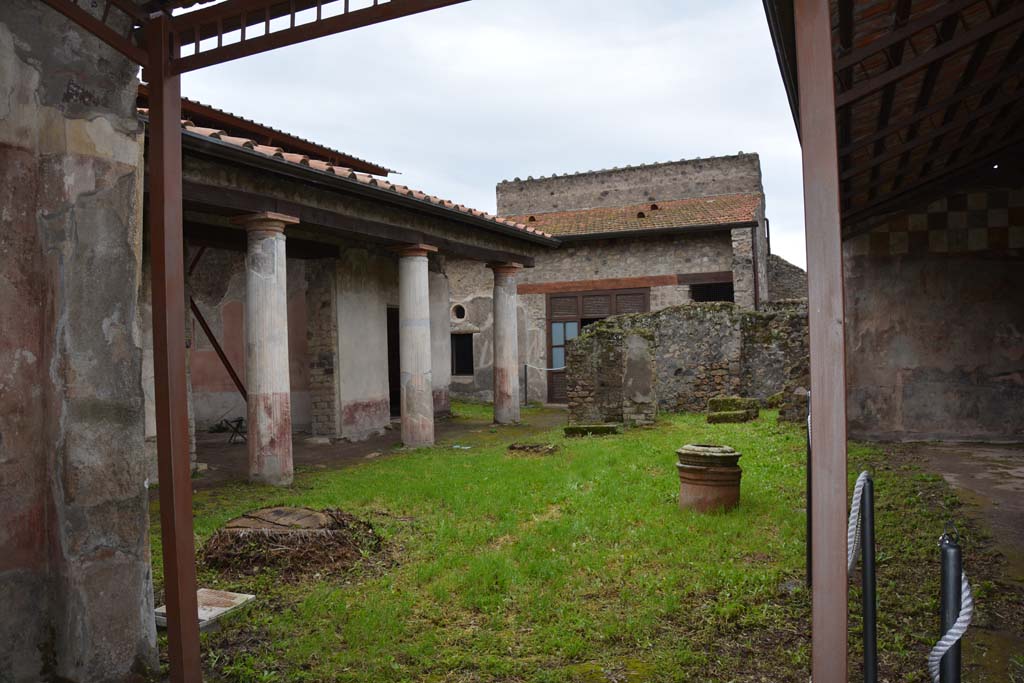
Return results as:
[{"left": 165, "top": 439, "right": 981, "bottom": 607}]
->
[
  {"left": 0, "top": 2, "right": 155, "bottom": 679},
  {"left": 844, "top": 189, "right": 1024, "bottom": 441}
]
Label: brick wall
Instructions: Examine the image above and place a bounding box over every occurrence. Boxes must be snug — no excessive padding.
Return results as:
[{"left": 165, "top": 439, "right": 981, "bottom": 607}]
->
[{"left": 306, "top": 259, "right": 339, "bottom": 436}]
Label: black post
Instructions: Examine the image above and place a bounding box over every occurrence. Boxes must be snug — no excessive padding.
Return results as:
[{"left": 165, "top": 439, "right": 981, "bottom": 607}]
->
[
  {"left": 806, "top": 390, "right": 813, "bottom": 588},
  {"left": 940, "top": 534, "right": 963, "bottom": 682},
  {"left": 861, "top": 476, "right": 877, "bottom": 683}
]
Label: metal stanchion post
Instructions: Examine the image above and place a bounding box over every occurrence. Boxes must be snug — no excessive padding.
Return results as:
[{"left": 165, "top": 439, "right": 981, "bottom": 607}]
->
[
  {"left": 861, "top": 476, "right": 877, "bottom": 683},
  {"left": 940, "top": 534, "right": 963, "bottom": 683}
]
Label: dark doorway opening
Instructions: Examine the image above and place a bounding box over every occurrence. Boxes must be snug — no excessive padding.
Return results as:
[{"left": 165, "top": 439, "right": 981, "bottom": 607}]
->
[
  {"left": 387, "top": 307, "right": 400, "bottom": 418},
  {"left": 451, "top": 333, "right": 475, "bottom": 376}
]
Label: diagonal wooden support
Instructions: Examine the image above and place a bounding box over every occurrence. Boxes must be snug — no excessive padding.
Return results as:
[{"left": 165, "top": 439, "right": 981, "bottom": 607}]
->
[
  {"left": 38, "top": 0, "right": 149, "bottom": 65},
  {"left": 171, "top": 0, "right": 470, "bottom": 73}
]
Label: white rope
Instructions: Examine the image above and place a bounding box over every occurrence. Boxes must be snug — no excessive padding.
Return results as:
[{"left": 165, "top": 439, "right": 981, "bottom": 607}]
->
[
  {"left": 847, "top": 471, "right": 870, "bottom": 575},
  {"left": 927, "top": 571, "right": 974, "bottom": 683}
]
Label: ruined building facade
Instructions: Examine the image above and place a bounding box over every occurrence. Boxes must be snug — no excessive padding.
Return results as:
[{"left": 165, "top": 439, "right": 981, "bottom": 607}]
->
[{"left": 447, "top": 154, "right": 806, "bottom": 404}]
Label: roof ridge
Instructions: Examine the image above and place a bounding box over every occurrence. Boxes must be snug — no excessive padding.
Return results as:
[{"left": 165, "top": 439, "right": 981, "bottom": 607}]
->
[{"left": 497, "top": 153, "right": 760, "bottom": 185}]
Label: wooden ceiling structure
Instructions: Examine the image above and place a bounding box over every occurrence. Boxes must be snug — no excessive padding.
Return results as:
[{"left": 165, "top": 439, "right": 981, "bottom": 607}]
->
[
  {"left": 36, "top": 2, "right": 470, "bottom": 681},
  {"left": 763, "top": 1, "right": 1023, "bottom": 681},
  {"left": 767, "top": 0, "right": 1024, "bottom": 236}
]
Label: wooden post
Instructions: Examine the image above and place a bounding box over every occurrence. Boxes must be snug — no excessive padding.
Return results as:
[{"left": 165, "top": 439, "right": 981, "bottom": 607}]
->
[
  {"left": 794, "top": 0, "right": 849, "bottom": 681},
  {"left": 145, "top": 13, "right": 203, "bottom": 683}
]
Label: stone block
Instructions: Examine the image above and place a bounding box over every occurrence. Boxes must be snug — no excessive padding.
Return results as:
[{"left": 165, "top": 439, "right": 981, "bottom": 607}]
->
[
  {"left": 707, "top": 396, "right": 760, "bottom": 414},
  {"left": 564, "top": 424, "right": 622, "bottom": 437},
  {"left": 707, "top": 410, "right": 757, "bottom": 424}
]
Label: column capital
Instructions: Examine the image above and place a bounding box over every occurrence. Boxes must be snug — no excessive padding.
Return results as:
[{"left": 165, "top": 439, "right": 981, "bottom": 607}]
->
[
  {"left": 487, "top": 261, "right": 524, "bottom": 276},
  {"left": 390, "top": 243, "right": 438, "bottom": 258},
  {"left": 230, "top": 212, "right": 299, "bottom": 234}
]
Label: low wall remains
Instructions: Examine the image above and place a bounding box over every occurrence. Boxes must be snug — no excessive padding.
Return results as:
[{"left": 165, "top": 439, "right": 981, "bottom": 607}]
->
[{"left": 566, "top": 302, "right": 808, "bottom": 424}]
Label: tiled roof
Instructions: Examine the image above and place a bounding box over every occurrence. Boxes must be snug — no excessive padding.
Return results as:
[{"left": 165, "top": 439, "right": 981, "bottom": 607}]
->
[
  {"left": 138, "top": 84, "right": 392, "bottom": 176},
  {"left": 137, "top": 109, "right": 554, "bottom": 242},
  {"left": 505, "top": 194, "right": 761, "bottom": 237}
]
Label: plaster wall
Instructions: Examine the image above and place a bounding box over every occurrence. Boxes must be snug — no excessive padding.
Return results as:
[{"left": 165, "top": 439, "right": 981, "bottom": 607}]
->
[
  {"left": 0, "top": 2, "right": 156, "bottom": 679},
  {"left": 497, "top": 153, "right": 765, "bottom": 215},
  {"left": 844, "top": 189, "right": 1024, "bottom": 441},
  {"left": 187, "top": 247, "right": 312, "bottom": 431}
]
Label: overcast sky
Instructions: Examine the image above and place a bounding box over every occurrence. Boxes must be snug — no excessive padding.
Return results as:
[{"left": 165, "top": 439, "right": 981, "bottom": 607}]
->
[{"left": 180, "top": 0, "right": 807, "bottom": 267}]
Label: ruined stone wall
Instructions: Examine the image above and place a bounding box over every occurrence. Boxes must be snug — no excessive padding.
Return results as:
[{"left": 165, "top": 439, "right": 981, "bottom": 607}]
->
[
  {"left": 497, "top": 153, "right": 764, "bottom": 215},
  {"left": 567, "top": 329, "right": 656, "bottom": 426},
  {"left": 844, "top": 188, "right": 1024, "bottom": 441},
  {"left": 768, "top": 254, "right": 807, "bottom": 301},
  {"left": 447, "top": 231, "right": 736, "bottom": 403},
  {"left": 307, "top": 259, "right": 340, "bottom": 437},
  {"left": 187, "top": 247, "right": 312, "bottom": 431},
  {"left": 0, "top": 2, "right": 156, "bottom": 679},
  {"left": 566, "top": 303, "right": 809, "bottom": 420}
]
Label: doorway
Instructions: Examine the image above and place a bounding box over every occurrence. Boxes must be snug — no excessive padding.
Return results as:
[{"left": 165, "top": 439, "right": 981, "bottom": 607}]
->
[{"left": 387, "top": 307, "right": 400, "bottom": 418}]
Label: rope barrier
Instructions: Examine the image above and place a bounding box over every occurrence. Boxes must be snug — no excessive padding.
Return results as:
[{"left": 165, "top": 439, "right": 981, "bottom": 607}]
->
[
  {"left": 928, "top": 563, "right": 974, "bottom": 682},
  {"left": 847, "top": 470, "right": 870, "bottom": 575}
]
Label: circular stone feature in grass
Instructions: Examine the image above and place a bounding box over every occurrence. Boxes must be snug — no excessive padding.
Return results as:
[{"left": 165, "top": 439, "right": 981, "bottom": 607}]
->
[
  {"left": 676, "top": 444, "right": 741, "bottom": 468},
  {"left": 201, "top": 507, "right": 382, "bottom": 579}
]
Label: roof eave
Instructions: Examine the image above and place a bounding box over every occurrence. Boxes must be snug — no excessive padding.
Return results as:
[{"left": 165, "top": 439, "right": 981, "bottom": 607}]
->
[
  {"left": 762, "top": 0, "right": 801, "bottom": 137},
  {"left": 174, "top": 127, "right": 561, "bottom": 247}
]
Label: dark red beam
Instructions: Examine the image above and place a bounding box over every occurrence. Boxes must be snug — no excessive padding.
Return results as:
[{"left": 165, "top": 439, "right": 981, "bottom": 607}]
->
[
  {"left": 171, "top": 0, "right": 470, "bottom": 73},
  {"left": 143, "top": 14, "right": 203, "bottom": 683},
  {"left": 795, "top": 0, "right": 850, "bottom": 675}
]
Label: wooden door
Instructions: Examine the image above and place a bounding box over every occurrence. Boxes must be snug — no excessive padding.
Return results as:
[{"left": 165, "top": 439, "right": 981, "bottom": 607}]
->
[{"left": 545, "top": 288, "right": 650, "bottom": 403}]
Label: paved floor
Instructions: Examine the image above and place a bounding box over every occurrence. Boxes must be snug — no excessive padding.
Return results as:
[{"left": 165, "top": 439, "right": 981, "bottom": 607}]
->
[
  {"left": 192, "top": 406, "right": 568, "bottom": 490},
  {"left": 910, "top": 441, "right": 1024, "bottom": 679}
]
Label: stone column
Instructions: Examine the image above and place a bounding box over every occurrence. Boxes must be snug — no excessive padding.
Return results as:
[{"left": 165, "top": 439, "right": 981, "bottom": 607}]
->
[
  {"left": 396, "top": 244, "right": 437, "bottom": 447},
  {"left": 489, "top": 262, "right": 523, "bottom": 424},
  {"left": 232, "top": 212, "right": 299, "bottom": 485}
]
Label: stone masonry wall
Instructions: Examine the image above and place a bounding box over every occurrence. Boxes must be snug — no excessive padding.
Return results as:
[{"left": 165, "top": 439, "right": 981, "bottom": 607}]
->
[
  {"left": 768, "top": 254, "right": 807, "bottom": 301},
  {"left": 566, "top": 329, "right": 656, "bottom": 427},
  {"left": 0, "top": 2, "right": 156, "bottom": 680},
  {"left": 566, "top": 302, "right": 808, "bottom": 421},
  {"left": 497, "top": 153, "right": 764, "bottom": 215}
]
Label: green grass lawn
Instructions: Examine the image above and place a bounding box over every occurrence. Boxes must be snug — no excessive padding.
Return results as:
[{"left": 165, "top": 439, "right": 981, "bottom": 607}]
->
[{"left": 149, "top": 404, "right": 1020, "bottom": 682}]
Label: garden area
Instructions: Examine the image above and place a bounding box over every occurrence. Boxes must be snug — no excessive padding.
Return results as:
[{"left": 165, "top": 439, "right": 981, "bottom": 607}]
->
[{"left": 150, "top": 404, "right": 1023, "bottom": 682}]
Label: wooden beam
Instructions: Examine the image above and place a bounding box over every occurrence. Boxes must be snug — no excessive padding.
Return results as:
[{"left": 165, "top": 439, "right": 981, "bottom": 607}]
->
[
  {"left": 838, "top": 61, "right": 1024, "bottom": 156},
  {"left": 795, "top": 2, "right": 849, "bottom": 681},
  {"left": 179, "top": 180, "right": 537, "bottom": 266},
  {"left": 38, "top": 0, "right": 149, "bottom": 66},
  {"left": 844, "top": 135, "right": 1024, "bottom": 226},
  {"left": 835, "top": 5, "right": 1024, "bottom": 108},
  {"left": 171, "top": 0, "right": 470, "bottom": 73},
  {"left": 833, "top": 0, "right": 976, "bottom": 72},
  {"left": 848, "top": 108, "right": 1024, "bottom": 196},
  {"left": 840, "top": 90, "right": 1023, "bottom": 181},
  {"left": 143, "top": 14, "right": 203, "bottom": 683}
]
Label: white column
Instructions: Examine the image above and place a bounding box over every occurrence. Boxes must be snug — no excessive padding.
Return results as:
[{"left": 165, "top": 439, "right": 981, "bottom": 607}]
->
[
  {"left": 489, "top": 262, "right": 522, "bottom": 424},
  {"left": 232, "top": 211, "right": 299, "bottom": 485},
  {"left": 396, "top": 244, "right": 437, "bottom": 447}
]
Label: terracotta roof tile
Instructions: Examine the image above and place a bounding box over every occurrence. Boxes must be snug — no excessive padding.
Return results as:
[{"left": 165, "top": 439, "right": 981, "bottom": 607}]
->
[
  {"left": 147, "top": 109, "right": 553, "bottom": 242},
  {"left": 505, "top": 194, "right": 761, "bottom": 237}
]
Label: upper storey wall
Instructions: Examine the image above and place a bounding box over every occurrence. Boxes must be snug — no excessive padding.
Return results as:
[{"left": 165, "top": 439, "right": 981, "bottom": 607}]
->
[{"left": 496, "top": 154, "right": 764, "bottom": 216}]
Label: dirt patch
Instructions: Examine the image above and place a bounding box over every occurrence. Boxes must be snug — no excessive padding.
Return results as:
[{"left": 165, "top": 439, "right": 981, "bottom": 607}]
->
[
  {"left": 507, "top": 442, "right": 559, "bottom": 456},
  {"left": 200, "top": 507, "right": 383, "bottom": 580}
]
